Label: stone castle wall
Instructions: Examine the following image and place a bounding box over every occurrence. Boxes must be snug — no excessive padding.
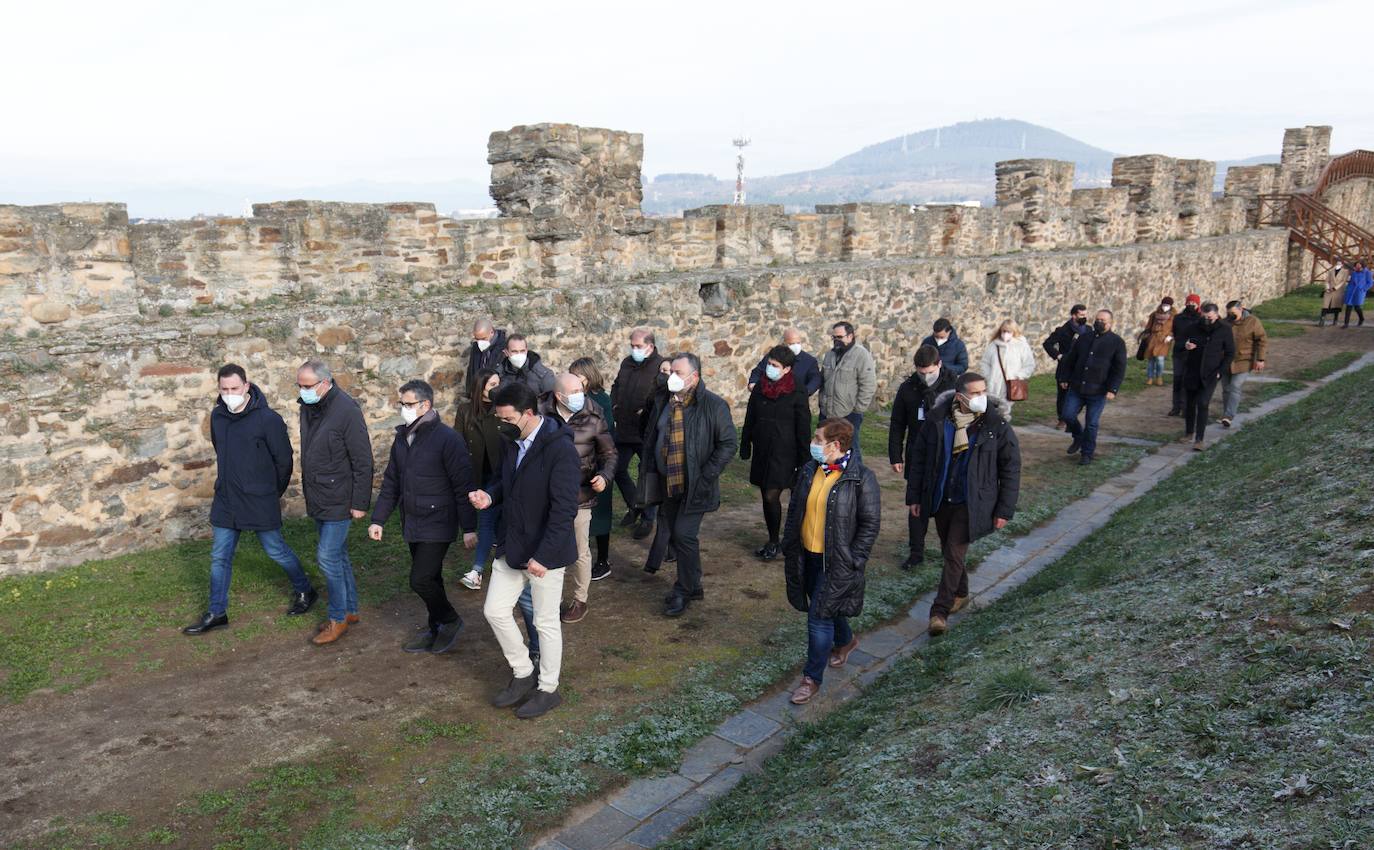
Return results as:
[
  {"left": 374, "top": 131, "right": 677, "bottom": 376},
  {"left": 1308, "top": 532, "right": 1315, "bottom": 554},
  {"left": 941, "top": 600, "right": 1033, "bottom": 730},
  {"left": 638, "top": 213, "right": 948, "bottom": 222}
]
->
[{"left": 0, "top": 122, "right": 1348, "bottom": 574}]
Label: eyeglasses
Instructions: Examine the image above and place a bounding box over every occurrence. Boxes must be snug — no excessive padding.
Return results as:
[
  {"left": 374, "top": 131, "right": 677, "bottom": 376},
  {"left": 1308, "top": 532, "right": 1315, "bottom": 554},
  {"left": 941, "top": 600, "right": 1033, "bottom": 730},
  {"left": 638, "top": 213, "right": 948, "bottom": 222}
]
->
[
  {"left": 297, "top": 379, "right": 324, "bottom": 390},
  {"left": 398, "top": 400, "right": 425, "bottom": 410}
]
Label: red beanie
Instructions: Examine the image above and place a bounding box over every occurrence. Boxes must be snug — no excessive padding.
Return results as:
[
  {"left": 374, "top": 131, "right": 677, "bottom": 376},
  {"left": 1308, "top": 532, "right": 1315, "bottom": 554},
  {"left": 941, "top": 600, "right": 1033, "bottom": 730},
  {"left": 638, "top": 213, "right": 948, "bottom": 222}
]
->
[{"left": 1185, "top": 293, "right": 1201, "bottom": 305}]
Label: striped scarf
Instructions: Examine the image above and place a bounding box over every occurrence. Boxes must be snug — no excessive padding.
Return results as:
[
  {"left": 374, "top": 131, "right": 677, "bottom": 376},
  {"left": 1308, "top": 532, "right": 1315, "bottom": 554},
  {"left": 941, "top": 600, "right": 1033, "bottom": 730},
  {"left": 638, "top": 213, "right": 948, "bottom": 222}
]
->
[
  {"left": 951, "top": 408, "right": 978, "bottom": 456},
  {"left": 664, "top": 387, "right": 694, "bottom": 497}
]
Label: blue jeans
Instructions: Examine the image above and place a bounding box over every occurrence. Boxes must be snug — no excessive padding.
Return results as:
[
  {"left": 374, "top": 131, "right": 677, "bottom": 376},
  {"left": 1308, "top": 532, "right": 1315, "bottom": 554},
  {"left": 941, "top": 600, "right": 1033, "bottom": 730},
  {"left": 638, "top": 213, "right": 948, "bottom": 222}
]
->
[
  {"left": 474, "top": 503, "right": 501, "bottom": 572},
  {"left": 315, "top": 519, "right": 360, "bottom": 622},
  {"left": 518, "top": 585, "right": 539, "bottom": 656},
  {"left": 1061, "top": 389, "right": 1108, "bottom": 458},
  {"left": 802, "top": 551, "right": 852, "bottom": 684},
  {"left": 1146, "top": 356, "right": 1166, "bottom": 380},
  {"left": 209, "top": 526, "right": 312, "bottom": 617}
]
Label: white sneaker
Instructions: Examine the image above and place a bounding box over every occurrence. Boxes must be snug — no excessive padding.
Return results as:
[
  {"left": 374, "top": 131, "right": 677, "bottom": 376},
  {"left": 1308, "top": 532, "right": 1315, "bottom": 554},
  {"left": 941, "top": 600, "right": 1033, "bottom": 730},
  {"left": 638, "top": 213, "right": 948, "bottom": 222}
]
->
[{"left": 460, "top": 570, "right": 482, "bottom": 590}]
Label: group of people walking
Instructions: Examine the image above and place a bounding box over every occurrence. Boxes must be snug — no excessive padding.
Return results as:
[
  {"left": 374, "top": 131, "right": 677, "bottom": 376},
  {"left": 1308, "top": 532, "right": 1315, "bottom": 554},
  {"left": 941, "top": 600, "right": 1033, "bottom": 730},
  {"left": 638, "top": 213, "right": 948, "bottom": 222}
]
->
[{"left": 189, "top": 293, "right": 1288, "bottom": 714}]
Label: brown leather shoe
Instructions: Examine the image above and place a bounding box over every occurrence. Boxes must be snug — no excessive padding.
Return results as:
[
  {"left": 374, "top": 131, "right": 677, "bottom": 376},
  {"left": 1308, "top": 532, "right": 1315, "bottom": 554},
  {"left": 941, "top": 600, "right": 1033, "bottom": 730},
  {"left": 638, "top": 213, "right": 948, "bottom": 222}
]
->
[
  {"left": 789, "top": 676, "right": 820, "bottom": 705},
  {"left": 346, "top": 613, "right": 361, "bottom": 625},
  {"left": 828, "top": 637, "right": 860, "bottom": 668},
  {"left": 312, "top": 620, "right": 348, "bottom": 645},
  {"left": 560, "top": 600, "right": 588, "bottom": 624},
  {"left": 928, "top": 615, "right": 948, "bottom": 636},
  {"left": 950, "top": 595, "right": 969, "bottom": 614}
]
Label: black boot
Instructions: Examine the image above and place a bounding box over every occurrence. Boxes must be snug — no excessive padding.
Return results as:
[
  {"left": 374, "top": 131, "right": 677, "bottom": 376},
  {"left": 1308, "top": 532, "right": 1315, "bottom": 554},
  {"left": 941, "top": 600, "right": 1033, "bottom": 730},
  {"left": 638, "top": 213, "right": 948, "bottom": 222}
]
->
[{"left": 492, "top": 672, "right": 537, "bottom": 708}]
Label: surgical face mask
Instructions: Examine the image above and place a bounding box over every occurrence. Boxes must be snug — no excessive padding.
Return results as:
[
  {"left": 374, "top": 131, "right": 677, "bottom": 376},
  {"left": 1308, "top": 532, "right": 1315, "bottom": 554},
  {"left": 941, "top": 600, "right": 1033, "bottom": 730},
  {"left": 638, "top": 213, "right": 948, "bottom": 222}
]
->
[
  {"left": 1161, "top": 304, "right": 1172, "bottom": 313},
  {"left": 765, "top": 364, "right": 783, "bottom": 382},
  {"left": 495, "top": 420, "right": 521, "bottom": 441},
  {"left": 963, "top": 394, "right": 988, "bottom": 414},
  {"left": 919, "top": 370, "right": 939, "bottom": 386},
  {"left": 666, "top": 373, "right": 686, "bottom": 393},
  {"left": 1092, "top": 320, "right": 1107, "bottom": 334},
  {"left": 787, "top": 343, "right": 802, "bottom": 355},
  {"left": 221, "top": 393, "right": 246, "bottom": 412},
  {"left": 809, "top": 442, "right": 828, "bottom": 464},
  {"left": 507, "top": 352, "right": 528, "bottom": 369},
  {"left": 564, "top": 392, "right": 585, "bottom": 413},
  {"left": 1000, "top": 332, "right": 1013, "bottom": 343},
  {"left": 299, "top": 387, "right": 321, "bottom": 405},
  {"left": 475, "top": 338, "right": 491, "bottom": 352},
  {"left": 935, "top": 335, "right": 948, "bottom": 346},
  {"left": 400, "top": 404, "right": 421, "bottom": 425},
  {"left": 630, "top": 345, "right": 649, "bottom": 363}
]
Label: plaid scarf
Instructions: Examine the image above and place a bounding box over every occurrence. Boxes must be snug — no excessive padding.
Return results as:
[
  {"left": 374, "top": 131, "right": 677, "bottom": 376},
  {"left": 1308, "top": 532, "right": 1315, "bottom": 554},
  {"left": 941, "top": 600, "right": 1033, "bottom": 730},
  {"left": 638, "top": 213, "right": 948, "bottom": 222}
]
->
[{"left": 664, "top": 387, "right": 694, "bottom": 497}]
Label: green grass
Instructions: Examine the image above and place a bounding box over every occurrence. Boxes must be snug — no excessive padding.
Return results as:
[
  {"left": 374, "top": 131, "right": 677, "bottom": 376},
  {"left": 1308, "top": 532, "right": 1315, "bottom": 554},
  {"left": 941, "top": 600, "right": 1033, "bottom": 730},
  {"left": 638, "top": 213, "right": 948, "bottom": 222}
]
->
[
  {"left": 1262, "top": 320, "right": 1306, "bottom": 338},
  {"left": 1237, "top": 379, "right": 1306, "bottom": 413},
  {"left": 1251, "top": 283, "right": 1324, "bottom": 320},
  {"left": 1292, "top": 351, "right": 1362, "bottom": 382},
  {"left": 663, "top": 364, "right": 1374, "bottom": 850}
]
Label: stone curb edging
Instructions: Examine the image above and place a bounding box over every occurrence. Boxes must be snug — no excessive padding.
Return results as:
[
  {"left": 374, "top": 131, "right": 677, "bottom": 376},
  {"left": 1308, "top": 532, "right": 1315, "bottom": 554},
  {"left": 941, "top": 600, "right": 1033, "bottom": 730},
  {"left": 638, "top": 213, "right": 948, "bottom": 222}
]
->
[{"left": 532, "top": 351, "right": 1374, "bottom": 850}]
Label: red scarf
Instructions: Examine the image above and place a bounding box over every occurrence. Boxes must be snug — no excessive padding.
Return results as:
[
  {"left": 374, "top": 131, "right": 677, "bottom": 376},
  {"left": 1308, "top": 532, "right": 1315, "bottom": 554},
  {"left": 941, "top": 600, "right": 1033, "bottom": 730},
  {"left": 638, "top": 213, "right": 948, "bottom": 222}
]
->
[{"left": 760, "top": 371, "right": 795, "bottom": 399}]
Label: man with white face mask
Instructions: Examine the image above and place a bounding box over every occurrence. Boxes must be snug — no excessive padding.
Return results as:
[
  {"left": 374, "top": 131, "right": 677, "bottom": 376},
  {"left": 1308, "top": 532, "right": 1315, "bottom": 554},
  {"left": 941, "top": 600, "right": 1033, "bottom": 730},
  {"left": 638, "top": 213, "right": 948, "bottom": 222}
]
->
[
  {"left": 905, "top": 372, "right": 1021, "bottom": 637},
  {"left": 496, "top": 333, "right": 556, "bottom": 395},
  {"left": 368, "top": 380, "right": 479, "bottom": 653},
  {"left": 183, "top": 364, "right": 317, "bottom": 635},
  {"left": 747, "top": 327, "right": 821, "bottom": 397},
  {"left": 888, "top": 344, "right": 958, "bottom": 570},
  {"left": 467, "top": 317, "right": 506, "bottom": 399}
]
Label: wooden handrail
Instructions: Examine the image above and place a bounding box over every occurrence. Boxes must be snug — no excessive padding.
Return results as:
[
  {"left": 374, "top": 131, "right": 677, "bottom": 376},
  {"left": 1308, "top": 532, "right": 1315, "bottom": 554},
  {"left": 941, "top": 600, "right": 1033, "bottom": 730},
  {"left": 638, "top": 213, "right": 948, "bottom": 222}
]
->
[{"left": 1312, "top": 149, "right": 1374, "bottom": 198}]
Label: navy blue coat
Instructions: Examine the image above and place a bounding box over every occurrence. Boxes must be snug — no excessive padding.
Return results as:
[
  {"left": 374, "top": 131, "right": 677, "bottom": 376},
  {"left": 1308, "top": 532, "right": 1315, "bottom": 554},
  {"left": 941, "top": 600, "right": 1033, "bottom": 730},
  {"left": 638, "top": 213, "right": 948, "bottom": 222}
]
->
[
  {"left": 209, "top": 384, "right": 293, "bottom": 532},
  {"left": 747, "top": 350, "right": 822, "bottom": 396},
  {"left": 919, "top": 329, "right": 970, "bottom": 375},
  {"left": 371, "top": 414, "right": 480, "bottom": 543},
  {"left": 1060, "top": 329, "right": 1128, "bottom": 398},
  {"left": 484, "top": 416, "right": 581, "bottom": 570}
]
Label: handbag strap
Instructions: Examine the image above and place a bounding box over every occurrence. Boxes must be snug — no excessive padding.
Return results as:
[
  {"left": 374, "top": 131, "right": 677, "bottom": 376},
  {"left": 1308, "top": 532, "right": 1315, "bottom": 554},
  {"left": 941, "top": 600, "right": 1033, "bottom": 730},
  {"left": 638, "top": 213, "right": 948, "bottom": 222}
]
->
[{"left": 996, "top": 344, "right": 1010, "bottom": 384}]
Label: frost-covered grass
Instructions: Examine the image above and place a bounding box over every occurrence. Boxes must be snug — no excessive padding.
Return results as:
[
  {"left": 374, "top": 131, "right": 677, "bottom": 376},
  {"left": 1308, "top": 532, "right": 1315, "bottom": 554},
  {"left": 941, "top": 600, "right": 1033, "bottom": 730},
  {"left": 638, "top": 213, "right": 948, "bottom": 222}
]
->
[{"left": 665, "top": 365, "right": 1374, "bottom": 850}]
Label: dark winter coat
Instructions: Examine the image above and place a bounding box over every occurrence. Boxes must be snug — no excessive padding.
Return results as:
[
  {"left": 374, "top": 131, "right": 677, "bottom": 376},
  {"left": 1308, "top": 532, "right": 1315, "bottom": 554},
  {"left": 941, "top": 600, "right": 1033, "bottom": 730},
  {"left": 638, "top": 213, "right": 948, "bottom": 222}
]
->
[
  {"left": 906, "top": 391, "right": 1021, "bottom": 543},
  {"left": 739, "top": 379, "right": 811, "bottom": 490},
  {"left": 781, "top": 458, "right": 881, "bottom": 619},
  {"left": 1060, "top": 329, "right": 1128, "bottom": 398},
  {"left": 747, "top": 350, "right": 822, "bottom": 396},
  {"left": 483, "top": 416, "right": 581, "bottom": 570},
  {"left": 209, "top": 384, "right": 294, "bottom": 532},
  {"left": 919, "top": 328, "right": 969, "bottom": 375},
  {"left": 453, "top": 400, "right": 504, "bottom": 486},
  {"left": 610, "top": 351, "right": 666, "bottom": 446},
  {"left": 298, "top": 386, "right": 374, "bottom": 521},
  {"left": 1042, "top": 319, "right": 1090, "bottom": 381},
  {"left": 1171, "top": 307, "right": 1203, "bottom": 354},
  {"left": 370, "top": 414, "right": 479, "bottom": 543},
  {"left": 465, "top": 327, "right": 506, "bottom": 399},
  {"left": 888, "top": 366, "right": 958, "bottom": 468},
  {"left": 1184, "top": 319, "right": 1235, "bottom": 390},
  {"left": 588, "top": 390, "right": 615, "bottom": 537},
  {"left": 637, "top": 379, "right": 737, "bottom": 514},
  {"left": 539, "top": 393, "right": 618, "bottom": 508},
  {"left": 496, "top": 350, "right": 557, "bottom": 395}
]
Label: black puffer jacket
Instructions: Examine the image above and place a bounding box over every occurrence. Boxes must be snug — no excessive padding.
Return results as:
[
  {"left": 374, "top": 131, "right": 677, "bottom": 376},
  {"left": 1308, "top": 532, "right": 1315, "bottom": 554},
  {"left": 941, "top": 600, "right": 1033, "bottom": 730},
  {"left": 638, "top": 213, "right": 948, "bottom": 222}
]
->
[
  {"left": 370, "top": 413, "right": 479, "bottom": 543},
  {"left": 888, "top": 366, "right": 958, "bottom": 468},
  {"left": 209, "top": 384, "right": 293, "bottom": 532},
  {"left": 782, "top": 458, "right": 881, "bottom": 619},
  {"left": 637, "top": 379, "right": 737, "bottom": 514},
  {"left": 905, "top": 391, "right": 1021, "bottom": 543},
  {"left": 298, "top": 386, "right": 374, "bottom": 521},
  {"left": 539, "top": 393, "right": 618, "bottom": 508}
]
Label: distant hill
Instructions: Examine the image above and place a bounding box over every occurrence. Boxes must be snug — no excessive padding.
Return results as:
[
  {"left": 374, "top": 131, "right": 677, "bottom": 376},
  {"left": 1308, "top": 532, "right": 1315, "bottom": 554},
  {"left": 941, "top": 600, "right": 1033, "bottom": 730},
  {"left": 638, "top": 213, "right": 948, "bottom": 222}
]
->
[{"left": 642, "top": 119, "right": 1277, "bottom": 215}]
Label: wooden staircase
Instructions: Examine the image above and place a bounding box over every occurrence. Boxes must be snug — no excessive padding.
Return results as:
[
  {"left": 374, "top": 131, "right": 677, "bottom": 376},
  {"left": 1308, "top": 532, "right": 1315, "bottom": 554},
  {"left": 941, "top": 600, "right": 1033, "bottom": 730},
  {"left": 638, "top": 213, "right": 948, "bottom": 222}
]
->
[{"left": 1255, "top": 149, "right": 1374, "bottom": 284}]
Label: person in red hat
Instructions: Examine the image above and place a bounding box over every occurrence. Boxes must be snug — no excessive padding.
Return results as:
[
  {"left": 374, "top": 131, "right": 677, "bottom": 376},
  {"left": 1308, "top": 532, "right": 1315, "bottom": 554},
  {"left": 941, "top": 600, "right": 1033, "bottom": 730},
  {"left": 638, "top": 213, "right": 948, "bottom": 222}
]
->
[{"left": 1168, "top": 294, "right": 1204, "bottom": 416}]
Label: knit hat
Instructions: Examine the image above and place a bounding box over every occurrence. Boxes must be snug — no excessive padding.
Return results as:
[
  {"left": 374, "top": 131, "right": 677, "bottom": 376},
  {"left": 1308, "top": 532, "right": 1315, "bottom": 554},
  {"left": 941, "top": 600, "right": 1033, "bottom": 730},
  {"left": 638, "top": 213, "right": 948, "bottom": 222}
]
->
[
  {"left": 1185, "top": 293, "right": 1201, "bottom": 305},
  {"left": 1161, "top": 296, "right": 1175, "bottom": 306}
]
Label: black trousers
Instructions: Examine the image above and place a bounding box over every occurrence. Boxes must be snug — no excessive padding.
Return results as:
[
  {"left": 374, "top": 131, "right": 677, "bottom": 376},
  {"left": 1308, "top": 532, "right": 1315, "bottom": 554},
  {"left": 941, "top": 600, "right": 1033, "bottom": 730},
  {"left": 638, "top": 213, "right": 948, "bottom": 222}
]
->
[
  {"left": 409, "top": 540, "right": 458, "bottom": 627},
  {"left": 1184, "top": 380, "right": 1219, "bottom": 442},
  {"left": 1055, "top": 383, "right": 1068, "bottom": 420},
  {"left": 1345, "top": 305, "right": 1365, "bottom": 326},
  {"left": 1171, "top": 354, "right": 1188, "bottom": 411},
  {"left": 661, "top": 496, "right": 706, "bottom": 598},
  {"left": 612, "top": 441, "right": 656, "bottom": 521},
  {"left": 908, "top": 511, "right": 931, "bottom": 560}
]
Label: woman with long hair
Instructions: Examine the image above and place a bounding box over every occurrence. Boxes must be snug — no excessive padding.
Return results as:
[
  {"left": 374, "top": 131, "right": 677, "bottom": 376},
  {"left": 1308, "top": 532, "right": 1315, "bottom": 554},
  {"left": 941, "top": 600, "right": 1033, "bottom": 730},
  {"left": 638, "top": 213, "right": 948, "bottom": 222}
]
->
[{"left": 569, "top": 356, "right": 616, "bottom": 580}]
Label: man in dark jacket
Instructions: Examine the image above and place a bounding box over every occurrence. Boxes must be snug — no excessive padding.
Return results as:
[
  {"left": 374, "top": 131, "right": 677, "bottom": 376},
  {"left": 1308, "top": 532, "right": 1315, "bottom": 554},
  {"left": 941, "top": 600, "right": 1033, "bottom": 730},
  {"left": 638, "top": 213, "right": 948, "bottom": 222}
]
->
[
  {"left": 906, "top": 373, "right": 1021, "bottom": 636},
  {"left": 1169, "top": 294, "right": 1204, "bottom": 416},
  {"left": 1058, "top": 309, "right": 1128, "bottom": 466},
  {"left": 637, "top": 353, "right": 738, "bottom": 617},
  {"left": 368, "top": 380, "right": 479, "bottom": 654},
  {"left": 183, "top": 364, "right": 318, "bottom": 636},
  {"left": 887, "top": 344, "right": 958, "bottom": 570},
  {"left": 747, "top": 327, "right": 821, "bottom": 397},
  {"left": 495, "top": 333, "right": 556, "bottom": 395},
  {"left": 920, "top": 318, "right": 969, "bottom": 375},
  {"left": 466, "top": 318, "right": 507, "bottom": 400},
  {"left": 609, "top": 327, "right": 664, "bottom": 539},
  {"left": 1181, "top": 302, "right": 1235, "bottom": 451},
  {"left": 781, "top": 418, "right": 880, "bottom": 704},
  {"left": 469, "top": 382, "right": 581, "bottom": 719},
  {"left": 1041, "top": 304, "right": 1089, "bottom": 425},
  {"left": 539, "top": 373, "right": 616, "bottom": 624},
  {"left": 297, "top": 359, "right": 373, "bottom": 646}
]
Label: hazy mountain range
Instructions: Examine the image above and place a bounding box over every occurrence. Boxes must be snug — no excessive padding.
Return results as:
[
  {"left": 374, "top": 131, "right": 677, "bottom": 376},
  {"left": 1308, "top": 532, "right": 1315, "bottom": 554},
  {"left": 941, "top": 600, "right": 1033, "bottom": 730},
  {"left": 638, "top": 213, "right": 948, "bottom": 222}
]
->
[{"left": 1, "top": 119, "right": 1277, "bottom": 219}]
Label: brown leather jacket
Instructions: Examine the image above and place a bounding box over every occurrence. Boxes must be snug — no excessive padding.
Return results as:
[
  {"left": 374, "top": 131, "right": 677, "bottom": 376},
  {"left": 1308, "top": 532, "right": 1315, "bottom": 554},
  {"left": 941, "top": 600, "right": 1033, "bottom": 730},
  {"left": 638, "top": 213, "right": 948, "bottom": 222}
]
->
[{"left": 538, "top": 393, "right": 617, "bottom": 508}]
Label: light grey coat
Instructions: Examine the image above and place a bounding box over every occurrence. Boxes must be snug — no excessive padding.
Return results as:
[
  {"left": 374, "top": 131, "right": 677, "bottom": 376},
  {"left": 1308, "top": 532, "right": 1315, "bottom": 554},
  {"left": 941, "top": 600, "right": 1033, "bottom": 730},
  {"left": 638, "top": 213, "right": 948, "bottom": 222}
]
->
[{"left": 819, "top": 342, "right": 877, "bottom": 419}]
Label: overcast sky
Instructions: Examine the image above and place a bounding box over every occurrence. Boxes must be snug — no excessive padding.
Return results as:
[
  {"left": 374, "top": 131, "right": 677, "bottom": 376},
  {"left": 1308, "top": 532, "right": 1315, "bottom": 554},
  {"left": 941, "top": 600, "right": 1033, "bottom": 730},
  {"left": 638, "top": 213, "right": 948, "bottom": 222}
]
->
[{"left": 3, "top": 0, "right": 1368, "bottom": 213}]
